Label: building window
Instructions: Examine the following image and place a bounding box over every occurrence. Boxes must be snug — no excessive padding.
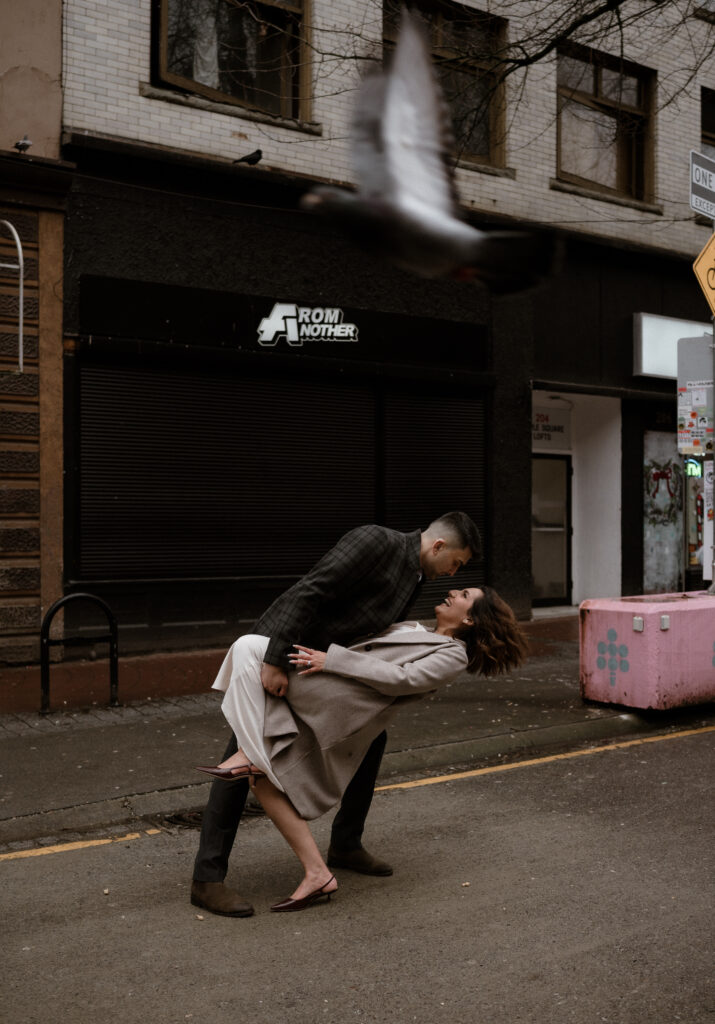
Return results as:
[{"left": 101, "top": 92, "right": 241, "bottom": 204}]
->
[
  {"left": 156, "top": 0, "right": 305, "bottom": 120},
  {"left": 383, "top": 0, "right": 506, "bottom": 165},
  {"left": 556, "top": 44, "right": 654, "bottom": 201},
  {"left": 702, "top": 87, "right": 715, "bottom": 159}
]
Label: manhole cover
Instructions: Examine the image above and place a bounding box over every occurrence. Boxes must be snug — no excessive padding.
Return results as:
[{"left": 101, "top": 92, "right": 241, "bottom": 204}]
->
[{"left": 158, "top": 800, "right": 265, "bottom": 830}]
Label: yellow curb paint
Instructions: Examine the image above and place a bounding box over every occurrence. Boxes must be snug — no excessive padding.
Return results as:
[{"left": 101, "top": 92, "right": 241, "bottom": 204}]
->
[
  {"left": 2, "top": 729, "right": 713, "bottom": 860},
  {"left": 376, "top": 725, "right": 715, "bottom": 793},
  {"left": 0, "top": 828, "right": 160, "bottom": 862}
]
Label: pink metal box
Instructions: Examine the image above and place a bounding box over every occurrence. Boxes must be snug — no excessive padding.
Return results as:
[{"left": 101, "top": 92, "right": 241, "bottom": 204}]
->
[{"left": 580, "top": 591, "right": 715, "bottom": 709}]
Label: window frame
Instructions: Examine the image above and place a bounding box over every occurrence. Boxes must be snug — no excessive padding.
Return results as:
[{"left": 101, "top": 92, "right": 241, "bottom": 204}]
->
[
  {"left": 154, "top": 0, "right": 310, "bottom": 122},
  {"left": 382, "top": 0, "right": 507, "bottom": 167},
  {"left": 556, "top": 42, "right": 655, "bottom": 203}
]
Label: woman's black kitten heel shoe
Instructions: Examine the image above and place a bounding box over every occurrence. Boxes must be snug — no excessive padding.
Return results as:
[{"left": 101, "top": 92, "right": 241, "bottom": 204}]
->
[{"left": 270, "top": 876, "right": 337, "bottom": 913}]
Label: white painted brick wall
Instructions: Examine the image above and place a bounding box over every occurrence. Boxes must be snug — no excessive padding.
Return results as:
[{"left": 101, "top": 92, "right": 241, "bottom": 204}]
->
[{"left": 62, "top": 0, "right": 715, "bottom": 257}]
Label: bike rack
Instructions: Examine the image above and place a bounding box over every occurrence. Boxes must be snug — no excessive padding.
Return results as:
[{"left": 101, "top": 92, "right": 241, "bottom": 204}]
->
[{"left": 40, "top": 593, "right": 119, "bottom": 714}]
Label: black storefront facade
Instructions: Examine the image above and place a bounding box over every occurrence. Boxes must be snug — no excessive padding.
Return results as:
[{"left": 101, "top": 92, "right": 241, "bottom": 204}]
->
[
  {"left": 58, "top": 136, "right": 707, "bottom": 658},
  {"left": 60, "top": 137, "right": 527, "bottom": 655}
]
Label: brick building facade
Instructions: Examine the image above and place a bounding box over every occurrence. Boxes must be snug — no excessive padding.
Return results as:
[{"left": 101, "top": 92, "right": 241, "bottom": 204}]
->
[{"left": 1, "top": 0, "right": 713, "bottom": 691}]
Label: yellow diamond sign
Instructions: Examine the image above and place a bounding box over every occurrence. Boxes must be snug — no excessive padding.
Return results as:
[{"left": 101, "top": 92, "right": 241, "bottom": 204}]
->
[{"left": 693, "top": 233, "right": 715, "bottom": 317}]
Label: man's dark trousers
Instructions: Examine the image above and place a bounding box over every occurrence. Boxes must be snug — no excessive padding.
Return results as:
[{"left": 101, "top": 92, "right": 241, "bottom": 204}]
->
[{"left": 192, "top": 730, "right": 387, "bottom": 882}]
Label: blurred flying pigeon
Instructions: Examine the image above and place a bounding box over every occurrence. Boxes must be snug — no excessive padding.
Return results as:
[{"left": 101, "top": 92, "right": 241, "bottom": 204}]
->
[
  {"left": 13, "top": 135, "right": 32, "bottom": 154},
  {"left": 301, "top": 8, "right": 557, "bottom": 290},
  {"left": 234, "top": 149, "right": 262, "bottom": 165}
]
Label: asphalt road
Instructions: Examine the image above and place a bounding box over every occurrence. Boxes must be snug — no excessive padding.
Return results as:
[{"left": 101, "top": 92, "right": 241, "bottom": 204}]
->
[{"left": 2, "top": 729, "right": 713, "bottom": 1024}]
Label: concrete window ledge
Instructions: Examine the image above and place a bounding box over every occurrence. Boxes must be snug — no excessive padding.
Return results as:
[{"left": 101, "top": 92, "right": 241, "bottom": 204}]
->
[
  {"left": 139, "top": 82, "right": 323, "bottom": 137},
  {"left": 549, "top": 178, "right": 663, "bottom": 215},
  {"left": 456, "top": 160, "right": 516, "bottom": 180}
]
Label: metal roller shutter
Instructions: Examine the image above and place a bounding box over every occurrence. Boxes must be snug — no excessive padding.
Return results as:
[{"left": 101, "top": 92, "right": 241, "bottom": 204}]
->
[
  {"left": 76, "top": 360, "right": 486, "bottom": 634},
  {"left": 79, "top": 363, "right": 377, "bottom": 578},
  {"left": 383, "top": 390, "right": 486, "bottom": 616}
]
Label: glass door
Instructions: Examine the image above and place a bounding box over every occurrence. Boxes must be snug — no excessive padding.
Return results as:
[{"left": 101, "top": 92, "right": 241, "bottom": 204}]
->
[{"left": 531, "top": 455, "right": 572, "bottom": 605}]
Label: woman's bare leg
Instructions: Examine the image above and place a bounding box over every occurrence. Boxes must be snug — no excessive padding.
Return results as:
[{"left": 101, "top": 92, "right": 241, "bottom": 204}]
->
[
  {"left": 217, "top": 746, "right": 253, "bottom": 772},
  {"left": 252, "top": 778, "right": 338, "bottom": 900}
]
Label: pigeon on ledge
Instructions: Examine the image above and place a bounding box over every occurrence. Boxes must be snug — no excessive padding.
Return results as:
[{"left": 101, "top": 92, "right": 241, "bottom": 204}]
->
[
  {"left": 234, "top": 149, "right": 262, "bottom": 165},
  {"left": 301, "top": 7, "right": 558, "bottom": 291},
  {"left": 13, "top": 135, "right": 32, "bottom": 154}
]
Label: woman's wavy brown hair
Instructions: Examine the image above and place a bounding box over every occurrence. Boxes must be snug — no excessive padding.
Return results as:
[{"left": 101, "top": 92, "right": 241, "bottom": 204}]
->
[{"left": 453, "top": 586, "right": 528, "bottom": 676}]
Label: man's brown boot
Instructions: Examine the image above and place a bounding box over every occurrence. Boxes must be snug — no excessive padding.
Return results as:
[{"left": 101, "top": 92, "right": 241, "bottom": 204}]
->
[
  {"left": 190, "top": 881, "right": 254, "bottom": 917},
  {"left": 327, "top": 846, "right": 393, "bottom": 876}
]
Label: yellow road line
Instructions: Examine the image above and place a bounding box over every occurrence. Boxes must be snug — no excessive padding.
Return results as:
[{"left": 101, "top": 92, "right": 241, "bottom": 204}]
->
[
  {"left": 376, "top": 725, "right": 715, "bottom": 792},
  {"left": 2, "top": 728, "right": 713, "bottom": 860},
  {"left": 0, "top": 827, "right": 161, "bottom": 862}
]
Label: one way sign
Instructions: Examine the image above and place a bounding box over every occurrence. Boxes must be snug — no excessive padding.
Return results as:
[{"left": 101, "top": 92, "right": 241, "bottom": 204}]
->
[{"left": 691, "top": 150, "right": 715, "bottom": 220}]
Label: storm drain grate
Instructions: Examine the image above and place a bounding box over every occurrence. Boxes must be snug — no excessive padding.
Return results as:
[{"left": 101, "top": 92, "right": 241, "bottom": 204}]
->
[
  {"left": 158, "top": 800, "right": 265, "bottom": 830},
  {"left": 162, "top": 810, "right": 204, "bottom": 829}
]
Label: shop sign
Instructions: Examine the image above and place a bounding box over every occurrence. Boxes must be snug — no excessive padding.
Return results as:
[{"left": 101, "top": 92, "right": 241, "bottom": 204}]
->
[
  {"left": 257, "top": 303, "right": 359, "bottom": 346},
  {"left": 677, "top": 336, "right": 714, "bottom": 456},
  {"left": 532, "top": 405, "right": 571, "bottom": 450},
  {"left": 633, "top": 313, "right": 712, "bottom": 378}
]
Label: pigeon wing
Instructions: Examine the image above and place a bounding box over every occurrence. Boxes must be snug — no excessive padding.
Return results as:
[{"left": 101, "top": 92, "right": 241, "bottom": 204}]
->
[
  {"left": 381, "top": 8, "right": 461, "bottom": 218},
  {"left": 351, "top": 70, "right": 391, "bottom": 199}
]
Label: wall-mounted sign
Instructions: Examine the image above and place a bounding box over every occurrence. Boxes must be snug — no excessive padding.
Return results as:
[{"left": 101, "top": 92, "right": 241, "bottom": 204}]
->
[
  {"left": 532, "top": 405, "right": 571, "bottom": 451},
  {"left": 677, "top": 336, "right": 714, "bottom": 456},
  {"left": 257, "top": 303, "right": 359, "bottom": 346},
  {"left": 690, "top": 149, "right": 715, "bottom": 221},
  {"left": 634, "top": 312, "right": 712, "bottom": 379}
]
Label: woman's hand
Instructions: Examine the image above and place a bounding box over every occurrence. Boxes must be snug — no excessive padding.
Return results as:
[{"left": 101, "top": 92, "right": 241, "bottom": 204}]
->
[{"left": 289, "top": 644, "right": 327, "bottom": 675}]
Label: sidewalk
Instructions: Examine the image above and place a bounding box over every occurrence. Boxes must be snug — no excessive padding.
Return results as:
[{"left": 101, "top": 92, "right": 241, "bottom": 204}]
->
[{"left": 1, "top": 614, "right": 713, "bottom": 847}]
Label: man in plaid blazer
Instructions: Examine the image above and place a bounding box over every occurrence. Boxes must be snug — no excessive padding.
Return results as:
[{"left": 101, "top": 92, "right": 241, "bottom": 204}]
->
[{"left": 192, "top": 510, "right": 482, "bottom": 917}]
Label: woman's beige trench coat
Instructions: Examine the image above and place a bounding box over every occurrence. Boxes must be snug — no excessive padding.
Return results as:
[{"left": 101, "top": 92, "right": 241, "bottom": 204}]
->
[{"left": 263, "top": 624, "right": 468, "bottom": 819}]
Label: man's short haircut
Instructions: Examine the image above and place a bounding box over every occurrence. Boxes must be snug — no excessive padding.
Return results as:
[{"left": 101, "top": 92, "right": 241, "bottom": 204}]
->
[{"left": 427, "top": 510, "right": 482, "bottom": 561}]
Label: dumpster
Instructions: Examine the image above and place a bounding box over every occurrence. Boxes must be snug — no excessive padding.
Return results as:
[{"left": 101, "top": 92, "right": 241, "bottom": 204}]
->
[{"left": 580, "top": 591, "right": 715, "bottom": 709}]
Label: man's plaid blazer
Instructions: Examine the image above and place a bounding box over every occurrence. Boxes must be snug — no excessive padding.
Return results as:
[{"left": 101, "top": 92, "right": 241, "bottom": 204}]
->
[{"left": 253, "top": 525, "right": 423, "bottom": 671}]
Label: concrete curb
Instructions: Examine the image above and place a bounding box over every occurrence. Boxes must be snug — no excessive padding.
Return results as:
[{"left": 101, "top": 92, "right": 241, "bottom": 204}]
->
[
  {"left": 0, "top": 783, "right": 214, "bottom": 845},
  {"left": 1, "top": 709, "right": 705, "bottom": 846},
  {"left": 380, "top": 711, "right": 649, "bottom": 774}
]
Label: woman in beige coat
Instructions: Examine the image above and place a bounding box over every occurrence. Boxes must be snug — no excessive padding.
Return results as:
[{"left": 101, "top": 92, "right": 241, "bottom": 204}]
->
[{"left": 197, "top": 586, "right": 527, "bottom": 912}]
